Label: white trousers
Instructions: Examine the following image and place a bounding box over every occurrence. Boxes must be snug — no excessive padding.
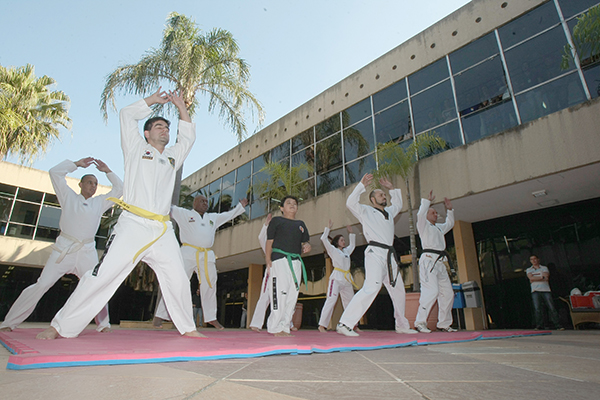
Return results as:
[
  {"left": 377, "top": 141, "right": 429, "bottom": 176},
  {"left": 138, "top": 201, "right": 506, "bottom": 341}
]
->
[
  {"left": 267, "top": 258, "right": 301, "bottom": 334},
  {"left": 249, "top": 272, "right": 271, "bottom": 329},
  {"left": 0, "top": 239, "right": 110, "bottom": 331},
  {"left": 415, "top": 253, "right": 454, "bottom": 329},
  {"left": 318, "top": 274, "right": 354, "bottom": 328},
  {"left": 50, "top": 214, "right": 195, "bottom": 337},
  {"left": 339, "top": 249, "right": 410, "bottom": 330},
  {"left": 154, "top": 248, "right": 217, "bottom": 323}
]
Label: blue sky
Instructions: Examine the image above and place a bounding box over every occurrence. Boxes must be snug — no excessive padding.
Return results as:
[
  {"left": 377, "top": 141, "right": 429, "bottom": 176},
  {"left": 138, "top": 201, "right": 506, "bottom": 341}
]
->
[{"left": 1, "top": 0, "right": 470, "bottom": 186}]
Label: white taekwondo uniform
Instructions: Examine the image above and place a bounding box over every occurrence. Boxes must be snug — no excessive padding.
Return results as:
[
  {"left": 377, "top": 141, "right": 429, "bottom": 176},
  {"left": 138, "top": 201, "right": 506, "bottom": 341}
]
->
[
  {"left": 318, "top": 227, "right": 356, "bottom": 329},
  {"left": 249, "top": 223, "right": 271, "bottom": 330},
  {"left": 0, "top": 160, "right": 122, "bottom": 331},
  {"left": 48, "top": 99, "right": 197, "bottom": 337},
  {"left": 414, "top": 198, "right": 455, "bottom": 329},
  {"left": 154, "top": 202, "right": 246, "bottom": 323},
  {"left": 338, "top": 182, "right": 411, "bottom": 331}
]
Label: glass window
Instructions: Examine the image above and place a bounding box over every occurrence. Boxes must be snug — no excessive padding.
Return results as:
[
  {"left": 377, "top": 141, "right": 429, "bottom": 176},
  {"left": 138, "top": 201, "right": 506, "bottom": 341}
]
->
[
  {"left": 16, "top": 188, "right": 43, "bottom": 203},
  {"left": 316, "top": 114, "right": 341, "bottom": 141},
  {"left": 253, "top": 153, "right": 268, "bottom": 174},
  {"left": 292, "top": 128, "right": 314, "bottom": 153},
  {"left": 408, "top": 58, "right": 449, "bottom": 94},
  {"left": 498, "top": 2, "right": 559, "bottom": 49},
  {"left": 9, "top": 201, "right": 39, "bottom": 224},
  {"left": 234, "top": 177, "right": 250, "bottom": 205},
  {"left": 317, "top": 167, "right": 344, "bottom": 196},
  {"left": 0, "top": 196, "right": 13, "bottom": 221},
  {"left": 0, "top": 183, "right": 16, "bottom": 197},
  {"left": 1, "top": 221, "right": 6, "bottom": 235},
  {"left": 343, "top": 98, "right": 371, "bottom": 127},
  {"left": 271, "top": 140, "right": 290, "bottom": 163},
  {"left": 316, "top": 132, "right": 342, "bottom": 173},
  {"left": 192, "top": 186, "right": 209, "bottom": 198},
  {"left": 35, "top": 227, "right": 60, "bottom": 242},
  {"left": 291, "top": 146, "right": 315, "bottom": 181},
  {"left": 295, "top": 178, "right": 315, "bottom": 201},
  {"left": 222, "top": 171, "right": 235, "bottom": 189},
  {"left": 220, "top": 185, "right": 234, "bottom": 212},
  {"left": 373, "top": 79, "right": 407, "bottom": 113},
  {"left": 517, "top": 73, "right": 586, "bottom": 123},
  {"left": 343, "top": 118, "right": 374, "bottom": 162},
  {"left": 374, "top": 100, "right": 412, "bottom": 144},
  {"left": 421, "top": 121, "right": 464, "bottom": 152},
  {"left": 583, "top": 62, "right": 600, "bottom": 98},
  {"left": 450, "top": 33, "right": 499, "bottom": 74},
  {"left": 455, "top": 57, "right": 510, "bottom": 115},
  {"left": 43, "top": 193, "right": 59, "bottom": 206},
  {"left": 505, "top": 26, "right": 573, "bottom": 93},
  {"left": 558, "top": 0, "right": 600, "bottom": 19},
  {"left": 250, "top": 198, "right": 268, "bottom": 220},
  {"left": 37, "top": 205, "right": 61, "bottom": 229},
  {"left": 345, "top": 154, "right": 376, "bottom": 185},
  {"left": 236, "top": 161, "right": 251, "bottom": 182},
  {"left": 208, "top": 178, "right": 221, "bottom": 196},
  {"left": 209, "top": 193, "right": 220, "bottom": 213},
  {"left": 5, "top": 223, "right": 34, "bottom": 239},
  {"left": 462, "top": 101, "right": 518, "bottom": 143},
  {"left": 411, "top": 80, "right": 455, "bottom": 133}
]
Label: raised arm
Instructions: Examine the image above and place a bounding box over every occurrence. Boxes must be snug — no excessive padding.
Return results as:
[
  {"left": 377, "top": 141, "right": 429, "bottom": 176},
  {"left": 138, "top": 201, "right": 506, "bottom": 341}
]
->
[
  {"left": 380, "top": 177, "right": 403, "bottom": 218},
  {"left": 215, "top": 198, "right": 248, "bottom": 228},
  {"left": 95, "top": 159, "right": 123, "bottom": 209},
  {"left": 438, "top": 197, "right": 455, "bottom": 234},
  {"left": 346, "top": 174, "right": 371, "bottom": 220},
  {"left": 49, "top": 159, "right": 85, "bottom": 205},
  {"left": 417, "top": 195, "right": 432, "bottom": 236},
  {"left": 345, "top": 225, "right": 356, "bottom": 255}
]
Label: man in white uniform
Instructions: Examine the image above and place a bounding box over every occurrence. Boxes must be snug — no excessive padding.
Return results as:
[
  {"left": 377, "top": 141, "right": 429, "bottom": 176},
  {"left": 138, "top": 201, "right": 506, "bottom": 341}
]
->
[
  {"left": 153, "top": 194, "right": 248, "bottom": 329},
  {"left": 36, "top": 88, "right": 202, "bottom": 339},
  {"left": 337, "top": 173, "right": 417, "bottom": 336},
  {"left": 414, "top": 190, "right": 456, "bottom": 333},
  {"left": 0, "top": 158, "right": 122, "bottom": 332}
]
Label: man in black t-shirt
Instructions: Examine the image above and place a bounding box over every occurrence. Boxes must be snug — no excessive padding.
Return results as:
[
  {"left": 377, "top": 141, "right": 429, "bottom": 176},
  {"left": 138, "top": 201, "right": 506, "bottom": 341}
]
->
[{"left": 264, "top": 196, "right": 311, "bottom": 336}]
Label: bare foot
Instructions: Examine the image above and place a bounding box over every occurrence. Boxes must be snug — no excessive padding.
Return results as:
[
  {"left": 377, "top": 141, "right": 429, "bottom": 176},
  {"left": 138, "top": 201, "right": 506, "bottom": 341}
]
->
[
  {"left": 152, "top": 316, "right": 164, "bottom": 329},
  {"left": 354, "top": 326, "right": 362, "bottom": 333},
  {"left": 0, "top": 327, "right": 12, "bottom": 332},
  {"left": 183, "top": 330, "right": 206, "bottom": 338},
  {"left": 291, "top": 326, "right": 298, "bottom": 332},
  {"left": 318, "top": 325, "right": 327, "bottom": 333},
  {"left": 36, "top": 327, "right": 60, "bottom": 340},
  {"left": 99, "top": 327, "right": 112, "bottom": 333},
  {"left": 274, "top": 331, "right": 293, "bottom": 337},
  {"left": 251, "top": 327, "right": 261, "bottom": 332},
  {"left": 208, "top": 320, "right": 225, "bottom": 330}
]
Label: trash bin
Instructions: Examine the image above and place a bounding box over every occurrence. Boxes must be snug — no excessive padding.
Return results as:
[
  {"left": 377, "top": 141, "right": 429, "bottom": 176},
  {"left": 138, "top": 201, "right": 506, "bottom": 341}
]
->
[
  {"left": 462, "top": 281, "right": 482, "bottom": 308},
  {"left": 453, "top": 283, "right": 465, "bottom": 309}
]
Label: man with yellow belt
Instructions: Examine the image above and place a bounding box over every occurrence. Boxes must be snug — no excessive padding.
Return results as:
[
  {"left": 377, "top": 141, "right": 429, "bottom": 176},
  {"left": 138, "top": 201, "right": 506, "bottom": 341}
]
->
[
  {"left": 37, "top": 88, "right": 203, "bottom": 339},
  {"left": 153, "top": 194, "right": 248, "bottom": 329}
]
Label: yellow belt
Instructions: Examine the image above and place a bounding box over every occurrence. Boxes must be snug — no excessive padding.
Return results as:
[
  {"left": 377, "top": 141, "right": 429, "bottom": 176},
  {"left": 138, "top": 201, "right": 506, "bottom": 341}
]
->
[
  {"left": 334, "top": 267, "right": 358, "bottom": 290},
  {"left": 108, "top": 197, "right": 170, "bottom": 264},
  {"left": 182, "top": 243, "right": 213, "bottom": 288}
]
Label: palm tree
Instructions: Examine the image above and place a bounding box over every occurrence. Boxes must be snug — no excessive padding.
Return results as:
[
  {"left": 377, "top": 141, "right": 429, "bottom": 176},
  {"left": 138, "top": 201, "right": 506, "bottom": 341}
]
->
[
  {"left": 561, "top": 5, "right": 600, "bottom": 70},
  {"left": 0, "top": 64, "right": 71, "bottom": 163},
  {"left": 252, "top": 160, "right": 313, "bottom": 212},
  {"left": 372, "top": 131, "right": 447, "bottom": 291}
]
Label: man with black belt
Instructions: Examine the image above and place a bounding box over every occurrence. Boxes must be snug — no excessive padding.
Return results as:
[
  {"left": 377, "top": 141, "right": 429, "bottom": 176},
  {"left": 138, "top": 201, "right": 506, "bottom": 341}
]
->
[
  {"left": 414, "top": 190, "right": 456, "bottom": 333},
  {"left": 336, "top": 173, "right": 416, "bottom": 336}
]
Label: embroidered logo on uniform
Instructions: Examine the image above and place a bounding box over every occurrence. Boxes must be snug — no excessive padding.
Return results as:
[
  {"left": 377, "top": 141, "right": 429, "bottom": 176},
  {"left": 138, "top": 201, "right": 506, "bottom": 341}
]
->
[
  {"left": 168, "top": 157, "right": 176, "bottom": 168},
  {"left": 82, "top": 203, "right": 88, "bottom": 207},
  {"left": 142, "top": 150, "right": 154, "bottom": 160},
  {"left": 159, "top": 158, "right": 166, "bottom": 165},
  {"left": 209, "top": 221, "right": 214, "bottom": 226},
  {"left": 299, "top": 226, "right": 304, "bottom": 233},
  {"left": 188, "top": 217, "right": 195, "bottom": 223}
]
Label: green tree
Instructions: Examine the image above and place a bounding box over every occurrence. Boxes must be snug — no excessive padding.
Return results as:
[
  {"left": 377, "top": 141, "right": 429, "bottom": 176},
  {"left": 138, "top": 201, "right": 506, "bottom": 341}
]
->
[
  {"left": 372, "top": 132, "right": 447, "bottom": 291},
  {"left": 0, "top": 64, "right": 71, "bottom": 163},
  {"left": 561, "top": 5, "right": 600, "bottom": 70},
  {"left": 252, "top": 160, "right": 313, "bottom": 212}
]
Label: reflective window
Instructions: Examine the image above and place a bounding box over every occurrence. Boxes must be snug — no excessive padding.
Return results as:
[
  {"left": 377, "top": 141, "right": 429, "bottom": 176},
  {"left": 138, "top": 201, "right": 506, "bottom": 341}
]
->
[
  {"left": 462, "top": 101, "right": 518, "bottom": 143},
  {"left": 345, "top": 154, "right": 376, "bottom": 185},
  {"left": 251, "top": 169, "right": 270, "bottom": 200},
  {"left": 449, "top": 33, "right": 499, "bottom": 74},
  {"left": 237, "top": 161, "right": 251, "bottom": 182},
  {"left": 373, "top": 79, "right": 407, "bottom": 112},
  {"left": 233, "top": 177, "right": 250, "bottom": 205},
  {"left": 583, "top": 63, "right": 600, "bottom": 98},
  {"left": 271, "top": 140, "right": 290, "bottom": 163},
  {"left": 35, "top": 226, "right": 59, "bottom": 242},
  {"left": 292, "top": 128, "right": 314, "bottom": 153},
  {"left": 253, "top": 153, "right": 268, "bottom": 174},
  {"left": 411, "top": 80, "right": 455, "bottom": 133},
  {"left": 208, "top": 178, "right": 221, "bottom": 196},
  {"left": 505, "top": 26, "right": 573, "bottom": 93},
  {"left": 5, "top": 223, "right": 34, "bottom": 239},
  {"left": 0, "top": 196, "right": 13, "bottom": 221},
  {"left": 0, "top": 183, "right": 16, "bottom": 196},
  {"left": 9, "top": 201, "right": 39, "bottom": 224},
  {"left": 295, "top": 178, "right": 315, "bottom": 201},
  {"left": 558, "top": 0, "right": 600, "bottom": 19},
  {"left": 316, "top": 114, "right": 341, "bottom": 141},
  {"left": 250, "top": 198, "right": 268, "bottom": 220},
  {"left": 455, "top": 57, "right": 509, "bottom": 115},
  {"left": 17, "top": 188, "right": 43, "bottom": 203},
  {"left": 37, "top": 205, "right": 61, "bottom": 229},
  {"left": 421, "top": 121, "right": 463, "bottom": 151},
  {"left": 316, "top": 132, "right": 342, "bottom": 173},
  {"left": 374, "top": 100, "right": 412, "bottom": 144},
  {"left": 222, "top": 171, "right": 235, "bottom": 189},
  {"left": 220, "top": 185, "right": 234, "bottom": 212},
  {"left": 408, "top": 58, "right": 449, "bottom": 94},
  {"left": 516, "top": 73, "right": 586, "bottom": 123},
  {"left": 209, "top": 193, "right": 220, "bottom": 213},
  {"left": 291, "top": 146, "right": 315, "bottom": 180},
  {"left": 343, "top": 98, "right": 371, "bottom": 127},
  {"left": 343, "top": 118, "right": 374, "bottom": 162},
  {"left": 43, "top": 193, "right": 59, "bottom": 206},
  {"left": 498, "top": 2, "right": 559, "bottom": 49},
  {"left": 317, "top": 167, "right": 344, "bottom": 196}
]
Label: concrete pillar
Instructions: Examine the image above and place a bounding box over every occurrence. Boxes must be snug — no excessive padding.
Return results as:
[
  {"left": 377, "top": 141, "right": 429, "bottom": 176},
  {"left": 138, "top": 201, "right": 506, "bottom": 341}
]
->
[
  {"left": 247, "top": 263, "right": 264, "bottom": 329},
  {"left": 453, "top": 220, "right": 487, "bottom": 330}
]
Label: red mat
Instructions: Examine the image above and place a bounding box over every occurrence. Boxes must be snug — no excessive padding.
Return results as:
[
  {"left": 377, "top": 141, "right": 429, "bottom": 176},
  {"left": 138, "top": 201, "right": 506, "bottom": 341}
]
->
[{"left": 0, "top": 328, "right": 549, "bottom": 370}]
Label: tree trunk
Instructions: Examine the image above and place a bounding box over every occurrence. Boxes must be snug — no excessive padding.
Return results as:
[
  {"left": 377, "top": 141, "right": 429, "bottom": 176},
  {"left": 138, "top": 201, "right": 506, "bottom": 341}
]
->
[{"left": 406, "top": 177, "right": 420, "bottom": 292}]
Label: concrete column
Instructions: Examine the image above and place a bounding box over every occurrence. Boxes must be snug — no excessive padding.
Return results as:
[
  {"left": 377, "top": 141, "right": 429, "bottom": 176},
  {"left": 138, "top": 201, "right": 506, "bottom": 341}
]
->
[
  {"left": 247, "top": 263, "right": 264, "bottom": 329},
  {"left": 453, "top": 220, "right": 487, "bottom": 330}
]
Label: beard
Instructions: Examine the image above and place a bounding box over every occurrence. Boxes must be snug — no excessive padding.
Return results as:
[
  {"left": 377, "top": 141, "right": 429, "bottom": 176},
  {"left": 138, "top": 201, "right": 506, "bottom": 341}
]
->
[{"left": 376, "top": 199, "right": 387, "bottom": 207}]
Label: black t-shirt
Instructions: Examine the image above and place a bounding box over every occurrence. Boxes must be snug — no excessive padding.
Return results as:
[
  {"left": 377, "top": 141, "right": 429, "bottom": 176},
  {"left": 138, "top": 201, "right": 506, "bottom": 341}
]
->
[{"left": 267, "top": 216, "right": 310, "bottom": 261}]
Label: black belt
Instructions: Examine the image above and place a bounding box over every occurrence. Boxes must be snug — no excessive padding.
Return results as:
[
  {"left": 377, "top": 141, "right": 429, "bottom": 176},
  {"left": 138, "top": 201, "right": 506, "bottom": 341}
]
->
[
  {"left": 368, "top": 241, "right": 399, "bottom": 287},
  {"left": 422, "top": 249, "right": 454, "bottom": 273}
]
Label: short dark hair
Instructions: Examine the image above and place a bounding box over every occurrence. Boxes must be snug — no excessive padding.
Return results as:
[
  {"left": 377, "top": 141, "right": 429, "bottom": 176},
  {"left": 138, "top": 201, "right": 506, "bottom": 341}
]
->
[
  {"left": 80, "top": 174, "right": 96, "bottom": 183},
  {"left": 280, "top": 195, "right": 298, "bottom": 207},
  {"left": 331, "top": 234, "right": 344, "bottom": 249},
  {"left": 143, "top": 117, "right": 170, "bottom": 133}
]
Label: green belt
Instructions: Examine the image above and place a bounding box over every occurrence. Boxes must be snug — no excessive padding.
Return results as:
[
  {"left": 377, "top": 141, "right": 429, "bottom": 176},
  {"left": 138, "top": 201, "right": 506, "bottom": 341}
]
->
[{"left": 272, "top": 248, "right": 307, "bottom": 291}]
